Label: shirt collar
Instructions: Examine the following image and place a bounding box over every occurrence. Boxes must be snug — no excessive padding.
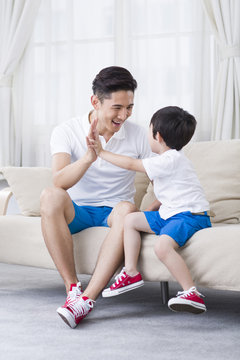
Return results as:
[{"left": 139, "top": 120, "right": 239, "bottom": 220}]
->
[{"left": 82, "top": 112, "right": 91, "bottom": 135}]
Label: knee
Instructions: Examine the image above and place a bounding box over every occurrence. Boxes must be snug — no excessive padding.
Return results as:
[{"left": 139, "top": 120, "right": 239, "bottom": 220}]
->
[
  {"left": 40, "top": 186, "right": 67, "bottom": 216},
  {"left": 154, "top": 237, "right": 172, "bottom": 261},
  {"left": 124, "top": 212, "right": 139, "bottom": 230},
  {"left": 114, "top": 201, "right": 137, "bottom": 217},
  {"left": 109, "top": 201, "right": 138, "bottom": 227}
]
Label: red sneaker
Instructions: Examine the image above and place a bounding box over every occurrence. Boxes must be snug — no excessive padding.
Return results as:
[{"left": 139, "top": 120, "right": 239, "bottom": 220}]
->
[
  {"left": 168, "top": 287, "right": 206, "bottom": 314},
  {"left": 62, "top": 282, "right": 83, "bottom": 308},
  {"left": 57, "top": 296, "right": 95, "bottom": 328},
  {"left": 102, "top": 267, "right": 144, "bottom": 297}
]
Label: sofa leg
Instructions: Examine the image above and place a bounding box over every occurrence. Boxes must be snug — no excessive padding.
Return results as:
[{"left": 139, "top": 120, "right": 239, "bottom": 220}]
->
[{"left": 160, "top": 281, "right": 169, "bottom": 304}]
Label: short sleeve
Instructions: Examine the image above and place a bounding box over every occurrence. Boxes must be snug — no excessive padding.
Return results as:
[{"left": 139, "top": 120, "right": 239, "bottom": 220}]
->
[
  {"left": 142, "top": 152, "right": 175, "bottom": 180},
  {"left": 50, "top": 125, "right": 72, "bottom": 155},
  {"left": 137, "top": 127, "right": 151, "bottom": 159}
]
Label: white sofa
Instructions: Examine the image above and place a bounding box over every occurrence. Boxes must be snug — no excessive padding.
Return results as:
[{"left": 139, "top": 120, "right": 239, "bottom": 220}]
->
[{"left": 1, "top": 140, "right": 240, "bottom": 301}]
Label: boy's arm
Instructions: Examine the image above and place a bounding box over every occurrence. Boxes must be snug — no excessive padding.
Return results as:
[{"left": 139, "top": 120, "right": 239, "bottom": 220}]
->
[
  {"left": 87, "top": 120, "right": 146, "bottom": 173},
  {"left": 99, "top": 149, "right": 146, "bottom": 173}
]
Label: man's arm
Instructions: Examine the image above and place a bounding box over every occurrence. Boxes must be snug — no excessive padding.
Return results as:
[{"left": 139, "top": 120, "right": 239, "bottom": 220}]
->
[
  {"left": 52, "top": 119, "right": 99, "bottom": 190},
  {"left": 52, "top": 127, "right": 99, "bottom": 191},
  {"left": 52, "top": 150, "right": 96, "bottom": 190}
]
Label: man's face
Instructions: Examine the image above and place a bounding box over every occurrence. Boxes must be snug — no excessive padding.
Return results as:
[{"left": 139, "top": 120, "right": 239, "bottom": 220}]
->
[{"left": 92, "top": 90, "right": 134, "bottom": 135}]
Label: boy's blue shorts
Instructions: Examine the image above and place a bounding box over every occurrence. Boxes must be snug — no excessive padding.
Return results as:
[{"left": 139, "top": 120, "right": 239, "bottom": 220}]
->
[
  {"left": 68, "top": 201, "right": 113, "bottom": 234},
  {"left": 144, "top": 211, "right": 211, "bottom": 247}
]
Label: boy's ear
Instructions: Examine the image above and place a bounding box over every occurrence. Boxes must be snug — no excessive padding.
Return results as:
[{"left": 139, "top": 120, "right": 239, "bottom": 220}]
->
[
  {"left": 91, "top": 95, "right": 100, "bottom": 110},
  {"left": 156, "top": 132, "right": 163, "bottom": 143}
]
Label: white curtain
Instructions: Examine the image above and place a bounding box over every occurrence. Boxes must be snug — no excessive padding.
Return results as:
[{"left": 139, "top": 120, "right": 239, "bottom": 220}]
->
[
  {"left": 202, "top": 0, "right": 240, "bottom": 140},
  {"left": 15, "top": 0, "right": 214, "bottom": 166},
  {"left": 0, "top": 0, "right": 41, "bottom": 166}
]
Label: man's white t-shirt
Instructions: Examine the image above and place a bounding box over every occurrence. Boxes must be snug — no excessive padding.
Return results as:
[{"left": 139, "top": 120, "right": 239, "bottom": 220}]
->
[
  {"left": 142, "top": 149, "right": 210, "bottom": 220},
  {"left": 50, "top": 113, "right": 151, "bottom": 207}
]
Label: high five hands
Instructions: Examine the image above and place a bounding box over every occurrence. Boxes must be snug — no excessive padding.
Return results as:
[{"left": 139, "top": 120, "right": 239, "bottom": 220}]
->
[{"left": 86, "top": 119, "right": 103, "bottom": 160}]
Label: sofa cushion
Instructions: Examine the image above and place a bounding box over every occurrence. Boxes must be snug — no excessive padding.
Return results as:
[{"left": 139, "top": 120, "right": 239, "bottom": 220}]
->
[
  {"left": 140, "top": 140, "right": 240, "bottom": 224},
  {"left": 0, "top": 167, "right": 52, "bottom": 216},
  {"left": 0, "top": 167, "right": 149, "bottom": 216},
  {"left": 134, "top": 172, "right": 150, "bottom": 209}
]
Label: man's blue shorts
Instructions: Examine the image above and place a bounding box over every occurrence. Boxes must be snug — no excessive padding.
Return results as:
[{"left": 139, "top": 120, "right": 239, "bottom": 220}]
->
[
  {"left": 68, "top": 201, "right": 113, "bottom": 234},
  {"left": 144, "top": 211, "right": 211, "bottom": 247}
]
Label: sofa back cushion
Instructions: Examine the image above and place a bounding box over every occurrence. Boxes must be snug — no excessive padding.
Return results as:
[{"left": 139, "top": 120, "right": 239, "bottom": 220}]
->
[
  {"left": 0, "top": 167, "right": 52, "bottom": 216},
  {"left": 134, "top": 172, "right": 150, "bottom": 209},
  {"left": 140, "top": 139, "right": 240, "bottom": 224},
  {"left": 1, "top": 139, "right": 240, "bottom": 223},
  {"left": 0, "top": 167, "right": 149, "bottom": 217}
]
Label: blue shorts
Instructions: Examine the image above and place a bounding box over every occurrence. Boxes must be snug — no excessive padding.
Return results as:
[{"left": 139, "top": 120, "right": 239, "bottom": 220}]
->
[
  {"left": 144, "top": 211, "right": 211, "bottom": 247},
  {"left": 68, "top": 202, "right": 113, "bottom": 234}
]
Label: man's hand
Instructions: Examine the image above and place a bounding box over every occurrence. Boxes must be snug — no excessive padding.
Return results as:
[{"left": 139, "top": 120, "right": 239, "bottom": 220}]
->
[
  {"left": 86, "top": 118, "right": 103, "bottom": 156},
  {"left": 84, "top": 118, "right": 100, "bottom": 163},
  {"left": 86, "top": 135, "right": 103, "bottom": 156},
  {"left": 85, "top": 136, "right": 98, "bottom": 162},
  {"left": 88, "top": 118, "right": 98, "bottom": 141}
]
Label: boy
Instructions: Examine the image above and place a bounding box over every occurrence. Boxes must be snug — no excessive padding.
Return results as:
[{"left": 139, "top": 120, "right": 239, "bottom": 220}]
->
[{"left": 88, "top": 106, "right": 211, "bottom": 314}]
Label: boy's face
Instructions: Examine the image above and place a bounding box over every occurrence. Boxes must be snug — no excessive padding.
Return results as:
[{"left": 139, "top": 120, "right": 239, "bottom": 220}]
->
[
  {"left": 148, "top": 125, "right": 161, "bottom": 153},
  {"left": 91, "top": 90, "right": 134, "bottom": 136}
]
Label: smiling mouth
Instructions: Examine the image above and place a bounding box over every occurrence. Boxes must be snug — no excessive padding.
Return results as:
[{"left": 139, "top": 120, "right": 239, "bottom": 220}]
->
[{"left": 112, "top": 120, "right": 122, "bottom": 126}]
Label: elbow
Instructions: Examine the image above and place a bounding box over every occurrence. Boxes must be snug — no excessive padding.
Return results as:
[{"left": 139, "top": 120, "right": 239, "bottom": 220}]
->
[{"left": 52, "top": 173, "right": 67, "bottom": 190}]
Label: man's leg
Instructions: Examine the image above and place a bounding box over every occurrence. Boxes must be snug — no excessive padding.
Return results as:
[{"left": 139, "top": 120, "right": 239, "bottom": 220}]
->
[
  {"left": 40, "top": 187, "right": 78, "bottom": 293},
  {"left": 82, "top": 201, "right": 138, "bottom": 300}
]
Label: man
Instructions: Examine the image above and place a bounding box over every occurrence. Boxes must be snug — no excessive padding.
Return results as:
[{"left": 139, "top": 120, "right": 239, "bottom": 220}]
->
[{"left": 40, "top": 66, "right": 151, "bottom": 328}]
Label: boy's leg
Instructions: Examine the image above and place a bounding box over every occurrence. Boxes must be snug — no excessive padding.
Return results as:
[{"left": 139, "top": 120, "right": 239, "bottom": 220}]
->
[
  {"left": 123, "top": 212, "right": 155, "bottom": 276},
  {"left": 157, "top": 235, "right": 207, "bottom": 314},
  {"left": 154, "top": 235, "right": 194, "bottom": 291},
  {"left": 101, "top": 211, "right": 153, "bottom": 298},
  {"left": 82, "top": 201, "right": 138, "bottom": 300},
  {"left": 40, "top": 187, "right": 78, "bottom": 293}
]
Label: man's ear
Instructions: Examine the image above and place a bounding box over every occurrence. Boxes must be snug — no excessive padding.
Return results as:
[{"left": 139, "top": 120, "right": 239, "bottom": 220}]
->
[{"left": 91, "top": 95, "right": 100, "bottom": 110}]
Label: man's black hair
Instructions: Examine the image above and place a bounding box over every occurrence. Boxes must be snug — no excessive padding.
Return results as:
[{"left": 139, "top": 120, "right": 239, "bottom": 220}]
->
[
  {"left": 92, "top": 66, "right": 137, "bottom": 102},
  {"left": 150, "top": 106, "right": 197, "bottom": 150}
]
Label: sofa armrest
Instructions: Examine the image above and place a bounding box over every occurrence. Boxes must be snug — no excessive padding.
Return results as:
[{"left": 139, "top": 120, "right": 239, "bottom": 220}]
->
[{"left": 0, "top": 187, "right": 13, "bottom": 215}]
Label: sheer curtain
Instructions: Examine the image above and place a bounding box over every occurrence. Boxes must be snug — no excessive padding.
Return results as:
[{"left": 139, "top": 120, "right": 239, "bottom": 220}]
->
[
  {"left": 14, "top": 0, "right": 214, "bottom": 167},
  {"left": 202, "top": 0, "right": 240, "bottom": 140},
  {"left": 0, "top": 0, "right": 41, "bottom": 167}
]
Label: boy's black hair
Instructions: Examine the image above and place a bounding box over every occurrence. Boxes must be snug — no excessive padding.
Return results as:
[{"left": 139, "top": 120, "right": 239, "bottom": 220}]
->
[
  {"left": 150, "top": 106, "right": 197, "bottom": 150},
  {"left": 92, "top": 66, "right": 137, "bottom": 102}
]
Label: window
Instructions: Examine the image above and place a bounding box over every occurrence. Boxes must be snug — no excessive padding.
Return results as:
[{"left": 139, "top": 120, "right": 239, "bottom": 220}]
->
[{"left": 17, "top": 0, "right": 214, "bottom": 166}]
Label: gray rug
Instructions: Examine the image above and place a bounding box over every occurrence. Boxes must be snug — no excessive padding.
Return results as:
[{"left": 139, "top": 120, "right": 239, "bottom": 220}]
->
[{"left": 0, "top": 263, "right": 240, "bottom": 360}]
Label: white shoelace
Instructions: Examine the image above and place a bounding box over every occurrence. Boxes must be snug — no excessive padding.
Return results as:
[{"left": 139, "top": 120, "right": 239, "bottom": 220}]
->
[
  {"left": 112, "top": 268, "right": 127, "bottom": 288},
  {"left": 69, "top": 297, "right": 95, "bottom": 318},
  {"left": 176, "top": 286, "right": 204, "bottom": 298},
  {"left": 66, "top": 282, "right": 82, "bottom": 305}
]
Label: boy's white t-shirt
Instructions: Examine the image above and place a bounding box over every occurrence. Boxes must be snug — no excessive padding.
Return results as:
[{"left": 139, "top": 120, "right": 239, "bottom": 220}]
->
[
  {"left": 50, "top": 113, "right": 151, "bottom": 207},
  {"left": 142, "top": 149, "right": 210, "bottom": 220}
]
